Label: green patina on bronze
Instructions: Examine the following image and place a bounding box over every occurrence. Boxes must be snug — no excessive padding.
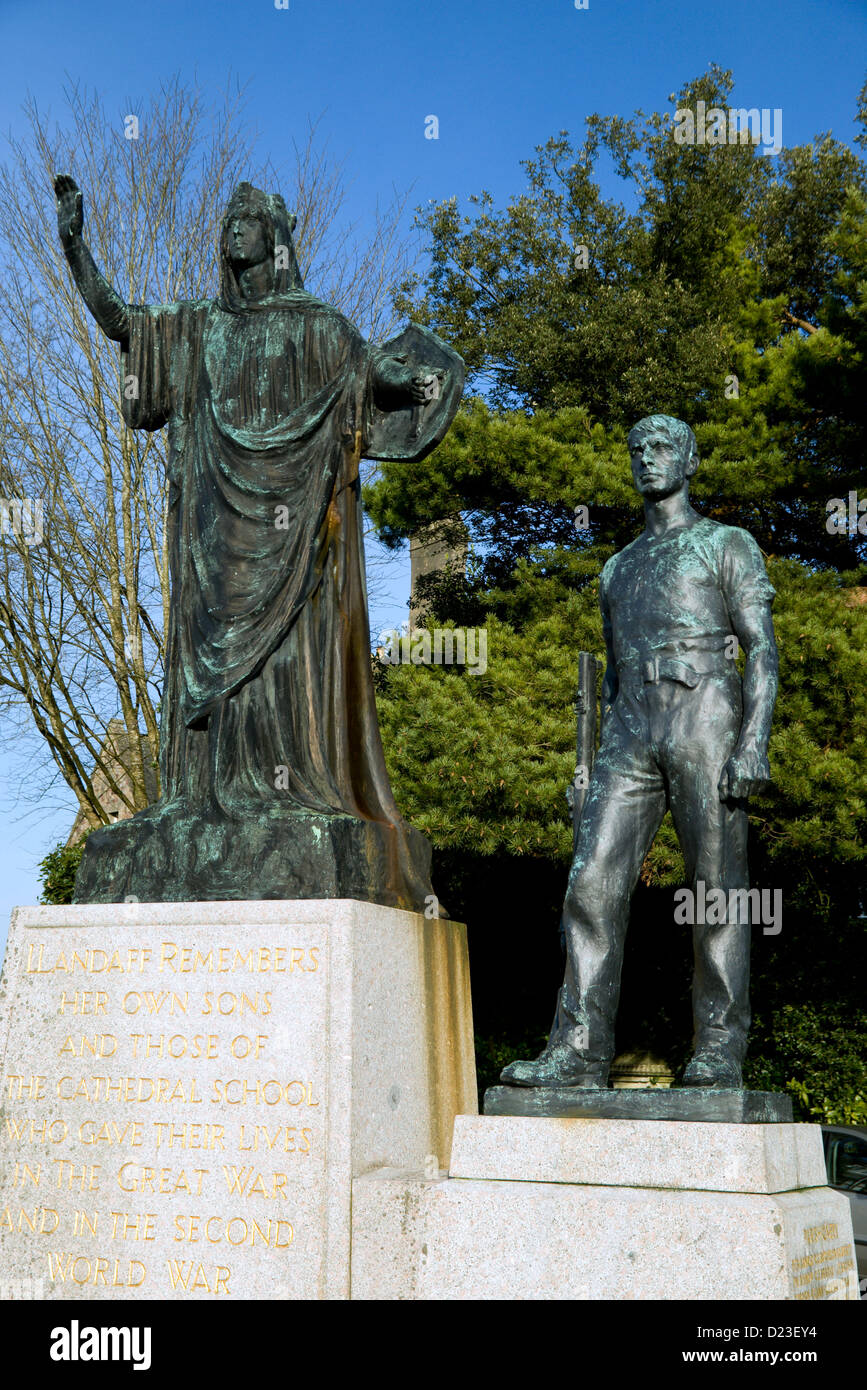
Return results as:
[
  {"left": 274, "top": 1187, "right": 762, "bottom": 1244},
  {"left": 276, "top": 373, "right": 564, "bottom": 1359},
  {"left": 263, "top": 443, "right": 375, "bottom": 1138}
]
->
[{"left": 54, "top": 177, "right": 464, "bottom": 907}]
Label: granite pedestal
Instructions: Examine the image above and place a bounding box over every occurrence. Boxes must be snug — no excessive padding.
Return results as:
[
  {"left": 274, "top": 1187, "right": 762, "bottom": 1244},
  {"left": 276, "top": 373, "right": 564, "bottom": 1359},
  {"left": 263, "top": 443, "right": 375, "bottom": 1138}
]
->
[
  {"left": 1, "top": 902, "right": 857, "bottom": 1301},
  {"left": 351, "top": 1115, "right": 859, "bottom": 1300},
  {"left": 0, "top": 901, "right": 476, "bottom": 1300}
]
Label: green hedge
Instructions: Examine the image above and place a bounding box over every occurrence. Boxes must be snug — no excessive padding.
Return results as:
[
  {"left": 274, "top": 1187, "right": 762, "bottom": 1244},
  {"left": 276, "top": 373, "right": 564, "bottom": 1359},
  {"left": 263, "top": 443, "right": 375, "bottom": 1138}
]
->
[{"left": 37, "top": 838, "right": 89, "bottom": 905}]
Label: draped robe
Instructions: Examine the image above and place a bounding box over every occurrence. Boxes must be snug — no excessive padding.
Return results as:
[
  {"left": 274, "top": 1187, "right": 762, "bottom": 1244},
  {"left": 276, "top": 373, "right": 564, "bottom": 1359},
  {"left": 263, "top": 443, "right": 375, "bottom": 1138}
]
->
[{"left": 74, "top": 290, "right": 442, "bottom": 908}]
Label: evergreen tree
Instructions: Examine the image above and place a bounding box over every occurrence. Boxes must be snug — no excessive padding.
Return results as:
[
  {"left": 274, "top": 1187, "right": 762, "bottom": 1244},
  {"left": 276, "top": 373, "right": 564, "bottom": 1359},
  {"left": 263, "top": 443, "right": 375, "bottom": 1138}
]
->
[{"left": 368, "top": 68, "right": 867, "bottom": 1117}]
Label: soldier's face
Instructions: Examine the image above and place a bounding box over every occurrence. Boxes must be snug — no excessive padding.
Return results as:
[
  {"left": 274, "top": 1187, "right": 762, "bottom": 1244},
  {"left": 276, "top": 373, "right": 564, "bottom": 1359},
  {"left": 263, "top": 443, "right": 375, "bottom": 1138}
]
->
[
  {"left": 628, "top": 428, "right": 689, "bottom": 498},
  {"left": 229, "top": 215, "right": 268, "bottom": 267}
]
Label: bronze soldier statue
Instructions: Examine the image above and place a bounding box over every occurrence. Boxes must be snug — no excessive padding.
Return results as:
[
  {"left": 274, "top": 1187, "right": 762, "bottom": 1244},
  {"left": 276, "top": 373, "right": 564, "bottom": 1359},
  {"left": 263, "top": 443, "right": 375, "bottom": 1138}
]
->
[{"left": 502, "top": 415, "right": 778, "bottom": 1090}]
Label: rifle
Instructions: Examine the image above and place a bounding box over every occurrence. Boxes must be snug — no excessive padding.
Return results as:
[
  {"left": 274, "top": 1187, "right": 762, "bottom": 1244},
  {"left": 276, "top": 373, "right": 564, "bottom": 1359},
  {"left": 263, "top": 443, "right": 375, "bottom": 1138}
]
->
[
  {"left": 566, "top": 650, "right": 599, "bottom": 855},
  {"left": 556, "top": 651, "right": 599, "bottom": 979}
]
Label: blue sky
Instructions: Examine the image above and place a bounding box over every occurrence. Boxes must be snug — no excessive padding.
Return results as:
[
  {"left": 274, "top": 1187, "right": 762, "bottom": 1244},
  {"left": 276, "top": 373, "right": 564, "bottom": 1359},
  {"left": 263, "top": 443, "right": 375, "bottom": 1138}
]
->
[{"left": 0, "top": 0, "right": 864, "bottom": 960}]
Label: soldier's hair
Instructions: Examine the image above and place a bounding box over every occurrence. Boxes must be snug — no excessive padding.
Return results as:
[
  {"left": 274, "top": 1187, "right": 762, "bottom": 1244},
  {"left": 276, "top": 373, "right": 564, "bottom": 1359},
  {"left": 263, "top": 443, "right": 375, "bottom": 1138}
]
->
[{"left": 628, "top": 415, "right": 699, "bottom": 469}]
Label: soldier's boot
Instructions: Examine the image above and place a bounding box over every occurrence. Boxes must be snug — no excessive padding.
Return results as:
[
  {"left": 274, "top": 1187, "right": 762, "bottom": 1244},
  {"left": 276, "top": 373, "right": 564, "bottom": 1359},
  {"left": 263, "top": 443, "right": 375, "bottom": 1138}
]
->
[
  {"left": 500, "top": 1038, "right": 609, "bottom": 1089},
  {"left": 682, "top": 1046, "right": 743, "bottom": 1089}
]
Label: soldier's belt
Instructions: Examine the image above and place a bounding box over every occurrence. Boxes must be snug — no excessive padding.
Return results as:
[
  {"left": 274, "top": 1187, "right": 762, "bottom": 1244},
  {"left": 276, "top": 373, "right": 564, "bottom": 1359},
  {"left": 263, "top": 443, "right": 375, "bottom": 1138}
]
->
[{"left": 620, "top": 654, "right": 730, "bottom": 687}]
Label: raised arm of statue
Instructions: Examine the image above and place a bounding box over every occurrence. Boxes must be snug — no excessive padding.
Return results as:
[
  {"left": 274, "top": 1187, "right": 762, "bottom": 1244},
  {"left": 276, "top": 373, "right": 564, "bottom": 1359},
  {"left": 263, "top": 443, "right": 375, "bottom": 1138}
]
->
[{"left": 54, "top": 175, "right": 130, "bottom": 347}]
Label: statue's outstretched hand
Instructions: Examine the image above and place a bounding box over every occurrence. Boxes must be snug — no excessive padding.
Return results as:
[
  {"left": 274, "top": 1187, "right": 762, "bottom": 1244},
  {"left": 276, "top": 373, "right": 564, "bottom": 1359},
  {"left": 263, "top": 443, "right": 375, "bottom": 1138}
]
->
[
  {"left": 718, "top": 746, "right": 770, "bottom": 802},
  {"left": 54, "top": 174, "right": 83, "bottom": 247}
]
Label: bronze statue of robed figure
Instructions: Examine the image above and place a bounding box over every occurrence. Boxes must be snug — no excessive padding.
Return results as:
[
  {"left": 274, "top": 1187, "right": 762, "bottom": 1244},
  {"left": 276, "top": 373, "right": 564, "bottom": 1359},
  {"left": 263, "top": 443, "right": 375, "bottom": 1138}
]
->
[{"left": 54, "top": 175, "right": 464, "bottom": 909}]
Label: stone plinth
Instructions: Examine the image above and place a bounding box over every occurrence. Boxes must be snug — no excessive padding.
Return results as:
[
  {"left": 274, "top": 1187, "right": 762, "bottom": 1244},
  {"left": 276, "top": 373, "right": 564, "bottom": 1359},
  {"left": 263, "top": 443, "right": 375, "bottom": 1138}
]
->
[
  {"left": 350, "top": 1116, "right": 858, "bottom": 1301},
  {"left": 450, "top": 1114, "right": 825, "bottom": 1192},
  {"left": 73, "top": 806, "right": 435, "bottom": 913},
  {"left": 484, "top": 1085, "right": 792, "bottom": 1122},
  {"left": 0, "top": 901, "right": 476, "bottom": 1301}
]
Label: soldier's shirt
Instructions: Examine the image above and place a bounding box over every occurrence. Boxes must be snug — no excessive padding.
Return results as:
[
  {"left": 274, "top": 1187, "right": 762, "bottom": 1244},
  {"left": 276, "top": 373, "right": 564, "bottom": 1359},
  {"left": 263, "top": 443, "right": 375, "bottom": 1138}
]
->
[{"left": 599, "top": 516, "right": 775, "bottom": 670}]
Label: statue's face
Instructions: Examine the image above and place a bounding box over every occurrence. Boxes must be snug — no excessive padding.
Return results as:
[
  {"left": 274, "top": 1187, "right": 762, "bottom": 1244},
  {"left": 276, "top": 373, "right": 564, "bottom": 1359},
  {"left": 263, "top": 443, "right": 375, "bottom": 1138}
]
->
[
  {"left": 628, "top": 426, "right": 692, "bottom": 499},
  {"left": 229, "top": 214, "right": 268, "bottom": 267}
]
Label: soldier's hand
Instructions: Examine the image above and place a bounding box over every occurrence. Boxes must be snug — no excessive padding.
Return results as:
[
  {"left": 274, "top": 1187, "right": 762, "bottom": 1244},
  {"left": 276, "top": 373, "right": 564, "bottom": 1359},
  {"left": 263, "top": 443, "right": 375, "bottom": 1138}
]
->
[
  {"left": 718, "top": 747, "right": 770, "bottom": 801},
  {"left": 54, "top": 174, "right": 83, "bottom": 247}
]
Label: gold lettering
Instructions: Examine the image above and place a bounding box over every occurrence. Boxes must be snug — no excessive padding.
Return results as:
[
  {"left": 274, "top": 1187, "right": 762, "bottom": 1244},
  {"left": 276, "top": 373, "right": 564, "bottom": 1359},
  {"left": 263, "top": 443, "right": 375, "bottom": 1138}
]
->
[
  {"left": 57, "top": 991, "right": 108, "bottom": 1015},
  {"left": 116, "top": 1163, "right": 207, "bottom": 1196},
  {"left": 47, "top": 1252, "right": 146, "bottom": 1288},
  {"left": 2, "top": 1204, "right": 59, "bottom": 1233},
  {"left": 237, "top": 1124, "right": 311, "bottom": 1153},
  {"left": 129, "top": 1033, "right": 219, "bottom": 1060},
  {"left": 153, "top": 1122, "right": 225, "bottom": 1151},
  {"left": 803, "top": 1222, "right": 838, "bottom": 1244},
  {"left": 28, "top": 947, "right": 133, "bottom": 976},
  {"left": 4, "top": 1074, "right": 47, "bottom": 1100},
  {"left": 210, "top": 1077, "right": 318, "bottom": 1106},
  {"left": 220, "top": 1165, "right": 290, "bottom": 1198},
  {"left": 26, "top": 943, "right": 51, "bottom": 973},
  {"left": 11, "top": 1162, "right": 42, "bottom": 1188},
  {"left": 166, "top": 1259, "right": 230, "bottom": 1295},
  {"left": 58, "top": 1034, "right": 117, "bottom": 1058},
  {"left": 122, "top": 991, "right": 189, "bottom": 1016},
  {"left": 108, "top": 1210, "right": 156, "bottom": 1241},
  {"left": 4, "top": 1114, "right": 67, "bottom": 1144},
  {"left": 160, "top": 941, "right": 179, "bottom": 971},
  {"left": 57, "top": 1075, "right": 201, "bottom": 1104},
  {"left": 174, "top": 1213, "right": 294, "bottom": 1249},
  {"left": 78, "top": 1119, "right": 144, "bottom": 1147},
  {"left": 230, "top": 1034, "right": 267, "bottom": 1058},
  {"left": 53, "top": 1159, "right": 101, "bottom": 1192},
  {"left": 73, "top": 1209, "right": 99, "bottom": 1236},
  {"left": 202, "top": 992, "right": 271, "bottom": 1017}
]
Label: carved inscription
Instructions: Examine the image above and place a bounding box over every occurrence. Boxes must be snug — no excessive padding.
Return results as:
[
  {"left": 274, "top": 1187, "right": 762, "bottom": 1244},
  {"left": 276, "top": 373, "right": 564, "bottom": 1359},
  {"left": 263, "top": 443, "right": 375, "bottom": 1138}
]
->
[
  {"left": 0, "top": 933, "right": 326, "bottom": 1299},
  {"left": 791, "top": 1222, "right": 856, "bottom": 1299}
]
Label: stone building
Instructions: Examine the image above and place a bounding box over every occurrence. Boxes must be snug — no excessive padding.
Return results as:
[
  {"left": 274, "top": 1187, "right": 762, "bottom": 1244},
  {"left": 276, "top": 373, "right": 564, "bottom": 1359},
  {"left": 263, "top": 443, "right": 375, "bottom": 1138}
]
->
[
  {"left": 66, "top": 719, "right": 158, "bottom": 846},
  {"left": 409, "top": 517, "right": 468, "bottom": 628}
]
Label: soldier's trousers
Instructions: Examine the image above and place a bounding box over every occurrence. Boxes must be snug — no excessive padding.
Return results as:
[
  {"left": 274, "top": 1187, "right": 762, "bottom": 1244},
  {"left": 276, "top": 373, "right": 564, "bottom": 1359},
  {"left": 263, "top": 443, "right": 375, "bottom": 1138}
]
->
[{"left": 553, "top": 661, "right": 752, "bottom": 1067}]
